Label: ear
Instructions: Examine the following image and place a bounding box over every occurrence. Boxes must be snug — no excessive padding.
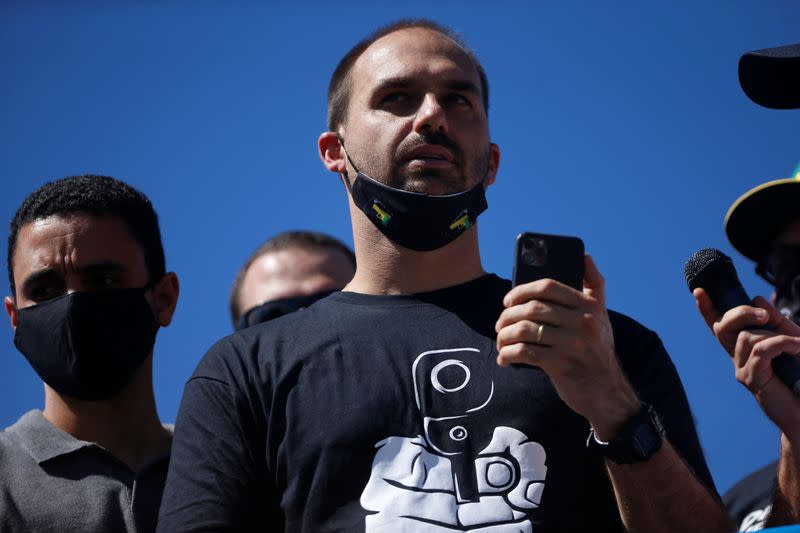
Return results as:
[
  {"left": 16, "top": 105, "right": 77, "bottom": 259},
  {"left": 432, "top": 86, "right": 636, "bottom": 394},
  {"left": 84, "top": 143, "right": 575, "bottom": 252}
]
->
[
  {"left": 152, "top": 272, "right": 179, "bottom": 327},
  {"left": 318, "top": 131, "right": 347, "bottom": 174},
  {"left": 4, "top": 296, "right": 18, "bottom": 330},
  {"left": 485, "top": 143, "right": 500, "bottom": 187}
]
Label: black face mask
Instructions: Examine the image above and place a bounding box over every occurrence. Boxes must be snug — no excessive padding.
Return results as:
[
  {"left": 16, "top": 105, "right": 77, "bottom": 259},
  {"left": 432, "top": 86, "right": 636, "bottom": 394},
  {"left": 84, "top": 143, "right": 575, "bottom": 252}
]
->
[
  {"left": 340, "top": 143, "right": 488, "bottom": 252},
  {"left": 13, "top": 286, "right": 160, "bottom": 401},
  {"left": 776, "top": 273, "right": 800, "bottom": 325},
  {"left": 236, "top": 290, "right": 334, "bottom": 331}
]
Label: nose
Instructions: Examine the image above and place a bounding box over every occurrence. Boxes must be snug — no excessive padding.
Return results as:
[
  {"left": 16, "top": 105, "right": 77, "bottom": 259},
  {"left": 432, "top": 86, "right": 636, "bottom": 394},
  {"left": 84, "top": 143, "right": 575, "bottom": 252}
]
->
[{"left": 412, "top": 93, "right": 447, "bottom": 135}]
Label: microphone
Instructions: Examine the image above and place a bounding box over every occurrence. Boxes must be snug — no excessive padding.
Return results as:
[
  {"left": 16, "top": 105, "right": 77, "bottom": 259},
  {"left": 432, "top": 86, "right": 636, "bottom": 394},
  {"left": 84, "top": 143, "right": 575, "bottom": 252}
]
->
[{"left": 684, "top": 248, "right": 800, "bottom": 396}]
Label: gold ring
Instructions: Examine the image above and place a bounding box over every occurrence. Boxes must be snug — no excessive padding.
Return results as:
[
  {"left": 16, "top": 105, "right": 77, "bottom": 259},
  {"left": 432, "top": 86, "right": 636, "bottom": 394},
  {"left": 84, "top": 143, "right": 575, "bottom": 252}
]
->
[{"left": 536, "top": 323, "right": 545, "bottom": 344}]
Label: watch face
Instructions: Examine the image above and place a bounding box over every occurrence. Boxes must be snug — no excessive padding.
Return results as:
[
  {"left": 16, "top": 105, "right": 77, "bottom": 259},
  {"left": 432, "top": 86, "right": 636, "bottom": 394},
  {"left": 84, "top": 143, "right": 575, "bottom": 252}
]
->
[
  {"left": 632, "top": 408, "right": 665, "bottom": 460},
  {"left": 632, "top": 427, "right": 661, "bottom": 459},
  {"left": 588, "top": 405, "right": 665, "bottom": 464}
]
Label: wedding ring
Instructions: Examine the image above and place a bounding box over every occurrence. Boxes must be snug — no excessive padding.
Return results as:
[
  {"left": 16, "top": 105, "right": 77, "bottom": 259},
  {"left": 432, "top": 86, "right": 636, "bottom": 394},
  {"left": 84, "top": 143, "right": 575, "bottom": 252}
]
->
[{"left": 536, "top": 323, "right": 545, "bottom": 344}]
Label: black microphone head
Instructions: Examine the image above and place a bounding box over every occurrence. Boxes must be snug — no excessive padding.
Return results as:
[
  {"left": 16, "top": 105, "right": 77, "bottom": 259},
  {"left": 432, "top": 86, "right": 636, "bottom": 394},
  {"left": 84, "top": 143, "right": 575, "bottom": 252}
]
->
[{"left": 684, "top": 248, "right": 739, "bottom": 292}]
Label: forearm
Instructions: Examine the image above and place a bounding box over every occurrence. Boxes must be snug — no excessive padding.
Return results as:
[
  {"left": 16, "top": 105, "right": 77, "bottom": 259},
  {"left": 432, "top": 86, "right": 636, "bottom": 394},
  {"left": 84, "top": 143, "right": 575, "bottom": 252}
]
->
[
  {"left": 767, "top": 433, "right": 800, "bottom": 527},
  {"left": 606, "top": 440, "right": 733, "bottom": 533}
]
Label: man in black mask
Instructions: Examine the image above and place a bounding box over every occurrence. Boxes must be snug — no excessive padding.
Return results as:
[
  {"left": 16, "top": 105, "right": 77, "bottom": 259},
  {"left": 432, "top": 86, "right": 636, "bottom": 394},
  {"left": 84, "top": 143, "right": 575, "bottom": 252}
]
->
[
  {"left": 691, "top": 43, "right": 800, "bottom": 532},
  {"left": 229, "top": 231, "right": 355, "bottom": 330},
  {"left": 1, "top": 174, "right": 179, "bottom": 533},
  {"left": 160, "top": 20, "right": 730, "bottom": 532}
]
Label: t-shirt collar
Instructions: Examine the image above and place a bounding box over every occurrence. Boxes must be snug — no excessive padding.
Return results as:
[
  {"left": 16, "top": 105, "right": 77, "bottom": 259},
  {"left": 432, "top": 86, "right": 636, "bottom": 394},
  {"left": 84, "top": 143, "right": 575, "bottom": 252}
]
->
[{"left": 5, "top": 409, "right": 95, "bottom": 464}]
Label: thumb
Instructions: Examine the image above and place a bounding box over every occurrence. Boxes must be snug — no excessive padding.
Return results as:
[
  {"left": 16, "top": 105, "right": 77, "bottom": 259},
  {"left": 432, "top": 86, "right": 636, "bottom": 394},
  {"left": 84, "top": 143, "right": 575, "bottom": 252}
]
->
[
  {"left": 693, "top": 287, "right": 719, "bottom": 330},
  {"left": 583, "top": 253, "right": 606, "bottom": 308}
]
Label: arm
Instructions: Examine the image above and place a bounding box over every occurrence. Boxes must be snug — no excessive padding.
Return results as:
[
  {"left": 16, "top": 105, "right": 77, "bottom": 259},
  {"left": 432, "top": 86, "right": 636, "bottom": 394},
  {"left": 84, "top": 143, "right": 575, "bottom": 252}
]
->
[
  {"left": 157, "top": 339, "right": 282, "bottom": 532},
  {"left": 694, "top": 289, "right": 800, "bottom": 527},
  {"left": 496, "top": 255, "right": 733, "bottom": 533}
]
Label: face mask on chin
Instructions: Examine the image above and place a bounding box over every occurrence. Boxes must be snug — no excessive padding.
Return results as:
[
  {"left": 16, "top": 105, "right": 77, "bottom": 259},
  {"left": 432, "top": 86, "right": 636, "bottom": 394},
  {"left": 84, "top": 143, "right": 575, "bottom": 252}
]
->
[
  {"left": 338, "top": 138, "right": 489, "bottom": 252},
  {"left": 13, "top": 285, "right": 160, "bottom": 402}
]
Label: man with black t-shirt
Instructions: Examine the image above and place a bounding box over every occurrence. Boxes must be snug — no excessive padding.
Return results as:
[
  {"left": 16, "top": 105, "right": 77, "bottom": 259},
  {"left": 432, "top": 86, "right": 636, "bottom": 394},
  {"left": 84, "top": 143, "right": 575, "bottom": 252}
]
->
[{"left": 159, "top": 20, "right": 731, "bottom": 532}]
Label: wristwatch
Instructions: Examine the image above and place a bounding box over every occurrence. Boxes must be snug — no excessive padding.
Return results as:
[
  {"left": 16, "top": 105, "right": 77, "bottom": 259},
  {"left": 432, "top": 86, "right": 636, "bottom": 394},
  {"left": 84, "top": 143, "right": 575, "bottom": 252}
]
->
[{"left": 586, "top": 403, "right": 666, "bottom": 464}]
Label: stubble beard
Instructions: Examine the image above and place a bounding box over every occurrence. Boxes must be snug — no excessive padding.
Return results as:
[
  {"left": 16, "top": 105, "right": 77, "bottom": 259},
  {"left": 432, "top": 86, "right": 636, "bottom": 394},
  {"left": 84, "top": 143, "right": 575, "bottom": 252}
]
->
[{"left": 356, "top": 141, "right": 490, "bottom": 195}]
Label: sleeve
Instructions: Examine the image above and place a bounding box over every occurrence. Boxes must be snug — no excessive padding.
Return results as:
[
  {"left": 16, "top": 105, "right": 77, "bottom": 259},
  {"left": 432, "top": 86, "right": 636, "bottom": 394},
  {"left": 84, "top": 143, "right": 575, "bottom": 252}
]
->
[
  {"left": 610, "top": 312, "right": 719, "bottom": 496},
  {"left": 156, "top": 338, "right": 284, "bottom": 532}
]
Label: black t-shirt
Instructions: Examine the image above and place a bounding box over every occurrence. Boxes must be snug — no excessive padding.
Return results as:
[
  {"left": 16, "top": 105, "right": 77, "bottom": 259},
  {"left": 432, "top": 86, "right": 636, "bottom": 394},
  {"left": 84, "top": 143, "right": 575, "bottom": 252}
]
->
[
  {"left": 723, "top": 460, "right": 777, "bottom": 531},
  {"left": 158, "top": 274, "right": 715, "bottom": 533}
]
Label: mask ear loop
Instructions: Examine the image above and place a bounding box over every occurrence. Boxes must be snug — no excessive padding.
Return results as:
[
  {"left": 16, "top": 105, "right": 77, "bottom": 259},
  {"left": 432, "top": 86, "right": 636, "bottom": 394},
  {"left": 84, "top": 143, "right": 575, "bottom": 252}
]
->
[{"left": 335, "top": 134, "right": 361, "bottom": 194}]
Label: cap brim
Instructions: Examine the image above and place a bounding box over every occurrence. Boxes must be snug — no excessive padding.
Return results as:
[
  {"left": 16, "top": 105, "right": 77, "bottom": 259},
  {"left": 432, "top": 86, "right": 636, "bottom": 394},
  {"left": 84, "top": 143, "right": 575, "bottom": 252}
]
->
[
  {"left": 739, "top": 43, "right": 800, "bottom": 109},
  {"left": 725, "top": 178, "right": 800, "bottom": 262}
]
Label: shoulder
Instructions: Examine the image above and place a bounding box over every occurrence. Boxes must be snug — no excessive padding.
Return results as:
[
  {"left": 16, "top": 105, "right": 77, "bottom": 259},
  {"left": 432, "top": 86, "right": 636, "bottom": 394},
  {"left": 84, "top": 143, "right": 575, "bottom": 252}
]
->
[
  {"left": 190, "top": 296, "right": 345, "bottom": 385},
  {"left": 723, "top": 460, "right": 778, "bottom": 504},
  {"left": 608, "top": 310, "right": 665, "bottom": 359},
  {"left": 0, "top": 412, "right": 44, "bottom": 483},
  {"left": 723, "top": 460, "right": 778, "bottom": 531}
]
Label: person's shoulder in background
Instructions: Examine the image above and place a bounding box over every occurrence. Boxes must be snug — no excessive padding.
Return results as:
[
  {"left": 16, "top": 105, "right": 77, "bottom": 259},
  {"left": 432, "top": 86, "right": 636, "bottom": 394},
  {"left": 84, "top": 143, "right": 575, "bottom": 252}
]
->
[{"left": 723, "top": 460, "right": 779, "bottom": 532}]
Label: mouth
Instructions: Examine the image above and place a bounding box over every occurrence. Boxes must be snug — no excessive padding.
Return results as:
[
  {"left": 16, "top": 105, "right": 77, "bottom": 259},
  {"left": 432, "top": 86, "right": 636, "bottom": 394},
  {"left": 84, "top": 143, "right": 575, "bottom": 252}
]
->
[{"left": 403, "top": 146, "right": 456, "bottom": 168}]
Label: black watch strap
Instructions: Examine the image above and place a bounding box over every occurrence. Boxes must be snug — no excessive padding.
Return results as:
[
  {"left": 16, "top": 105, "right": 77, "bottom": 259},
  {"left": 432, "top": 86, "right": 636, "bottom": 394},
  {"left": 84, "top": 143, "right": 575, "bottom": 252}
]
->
[{"left": 586, "top": 403, "right": 666, "bottom": 464}]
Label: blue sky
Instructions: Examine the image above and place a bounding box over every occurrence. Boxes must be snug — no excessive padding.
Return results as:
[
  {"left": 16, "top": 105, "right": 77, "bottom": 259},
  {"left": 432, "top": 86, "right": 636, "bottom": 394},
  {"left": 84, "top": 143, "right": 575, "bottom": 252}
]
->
[{"left": 1, "top": 1, "right": 799, "bottom": 495}]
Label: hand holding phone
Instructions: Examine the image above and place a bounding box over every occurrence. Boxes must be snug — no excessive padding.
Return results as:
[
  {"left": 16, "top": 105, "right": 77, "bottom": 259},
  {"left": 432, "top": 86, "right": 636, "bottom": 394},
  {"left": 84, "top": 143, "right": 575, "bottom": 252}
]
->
[{"left": 501, "top": 234, "right": 641, "bottom": 433}]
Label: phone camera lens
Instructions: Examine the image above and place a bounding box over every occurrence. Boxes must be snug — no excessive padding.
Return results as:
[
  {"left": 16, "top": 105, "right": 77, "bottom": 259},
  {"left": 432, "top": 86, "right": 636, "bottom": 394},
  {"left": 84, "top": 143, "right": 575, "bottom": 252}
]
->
[{"left": 523, "top": 238, "right": 547, "bottom": 266}]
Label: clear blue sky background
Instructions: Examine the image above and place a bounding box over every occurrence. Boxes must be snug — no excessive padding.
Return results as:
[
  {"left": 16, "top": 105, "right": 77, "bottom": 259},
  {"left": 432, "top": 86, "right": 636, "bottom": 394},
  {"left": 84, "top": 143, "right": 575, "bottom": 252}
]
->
[{"left": 1, "top": 1, "right": 799, "bottom": 496}]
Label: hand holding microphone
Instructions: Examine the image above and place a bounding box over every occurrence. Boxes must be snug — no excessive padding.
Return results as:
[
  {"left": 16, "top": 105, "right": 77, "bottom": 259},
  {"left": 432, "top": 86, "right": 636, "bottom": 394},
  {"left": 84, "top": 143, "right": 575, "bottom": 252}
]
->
[{"left": 685, "top": 248, "right": 800, "bottom": 398}]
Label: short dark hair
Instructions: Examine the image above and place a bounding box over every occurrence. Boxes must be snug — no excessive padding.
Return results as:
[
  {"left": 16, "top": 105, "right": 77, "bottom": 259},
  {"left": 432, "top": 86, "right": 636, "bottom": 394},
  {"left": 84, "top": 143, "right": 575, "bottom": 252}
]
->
[
  {"left": 8, "top": 174, "right": 166, "bottom": 297},
  {"left": 229, "top": 231, "right": 356, "bottom": 326},
  {"left": 326, "top": 19, "right": 490, "bottom": 131}
]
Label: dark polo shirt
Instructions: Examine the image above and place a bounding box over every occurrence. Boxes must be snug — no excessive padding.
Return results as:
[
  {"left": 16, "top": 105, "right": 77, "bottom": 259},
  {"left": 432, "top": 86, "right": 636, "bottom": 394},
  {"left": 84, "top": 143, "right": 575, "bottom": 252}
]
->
[{"left": 0, "top": 410, "right": 170, "bottom": 533}]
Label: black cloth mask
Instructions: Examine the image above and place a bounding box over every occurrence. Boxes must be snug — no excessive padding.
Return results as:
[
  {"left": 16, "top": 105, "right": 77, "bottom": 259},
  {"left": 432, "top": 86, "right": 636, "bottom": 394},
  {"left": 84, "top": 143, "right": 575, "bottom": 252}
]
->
[
  {"left": 340, "top": 144, "right": 488, "bottom": 252},
  {"left": 776, "top": 273, "right": 800, "bottom": 325},
  {"left": 13, "top": 286, "right": 160, "bottom": 401},
  {"left": 236, "top": 290, "right": 335, "bottom": 330}
]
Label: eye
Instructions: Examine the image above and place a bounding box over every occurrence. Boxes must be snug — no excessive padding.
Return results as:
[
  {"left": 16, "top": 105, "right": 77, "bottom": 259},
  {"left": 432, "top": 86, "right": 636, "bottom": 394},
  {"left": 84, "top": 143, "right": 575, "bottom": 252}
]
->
[
  {"left": 377, "top": 91, "right": 420, "bottom": 116},
  {"left": 27, "top": 282, "right": 64, "bottom": 303},
  {"left": 446, "top": 93, "right": 472, "bottom": 107},
  {"left": 381, "top": 92, "right": 410, "bottom": 105},
  {"left": 86, "top": 271, "right": 122, "bottom": 291}
]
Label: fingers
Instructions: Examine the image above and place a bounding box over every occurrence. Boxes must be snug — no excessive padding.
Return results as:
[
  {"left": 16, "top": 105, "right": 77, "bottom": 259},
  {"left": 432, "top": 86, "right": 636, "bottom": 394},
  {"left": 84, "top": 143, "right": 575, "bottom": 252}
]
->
[
  {"left": 711, "top": 304, "right": 770, "bottom": 356},
  {"left": 497, "top": 340, "right": 557, "bottom": 368},
  {"left": 495, "top": 299, "right": 582, "bottom": 332},
  {"left": 503, "top": 277, "right": 582, "bottom": 309},
  {"left": 496, "top": 319, "right": 579, "bottom": 354},
  {"left": 752, "top": 295, "right": 800, "bottom": 336},
  {"left": 582, "top": 254, "right": 606, "bottom": 309},
  {"left": 693, "top": 288, "right": 719, "bottom": 330},
  {"left": 732, "top": 328, "right": 774, "bottom": 370},
  {"left": 713, "top": 302, "right": 769, "bottom": 336},
  {"left": 736, "top": 334, "right": 800, "bottom": 393},
  {"left": 748, "top": 334, "right": 800, "bottom": 364}
]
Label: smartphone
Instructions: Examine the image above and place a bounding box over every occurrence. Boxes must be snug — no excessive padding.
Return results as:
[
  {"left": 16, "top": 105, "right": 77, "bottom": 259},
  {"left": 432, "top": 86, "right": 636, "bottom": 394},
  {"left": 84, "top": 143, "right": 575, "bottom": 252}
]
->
[{"left": 512, "top": 232, "right": 585, "bottom": 290}]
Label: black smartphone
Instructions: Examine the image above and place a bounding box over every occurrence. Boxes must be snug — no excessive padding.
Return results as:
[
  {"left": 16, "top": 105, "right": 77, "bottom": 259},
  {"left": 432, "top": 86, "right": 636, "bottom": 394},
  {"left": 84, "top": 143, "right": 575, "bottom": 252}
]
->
[{"left": 512, "top": 232, "right": 585, "bottom": 290}]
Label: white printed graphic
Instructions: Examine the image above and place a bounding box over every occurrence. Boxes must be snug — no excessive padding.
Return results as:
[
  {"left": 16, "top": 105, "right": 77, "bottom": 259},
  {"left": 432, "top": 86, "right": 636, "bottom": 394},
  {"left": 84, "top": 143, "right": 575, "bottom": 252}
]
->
[
  {"left": 360, "top": 348, "right": 548, "bottom": 531},
  {"left": 739, "top": 504, "right": 772, "bottom": 532}
]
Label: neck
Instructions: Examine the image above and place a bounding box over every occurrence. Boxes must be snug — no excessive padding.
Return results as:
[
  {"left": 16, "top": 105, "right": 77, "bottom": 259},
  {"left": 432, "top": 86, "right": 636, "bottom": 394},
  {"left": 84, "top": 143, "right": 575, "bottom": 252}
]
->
[
  {"left": 346, "top": 200, "right": 487, "bottom": 295},
  {"left": 42, "top": 355, "right": 170, "bottom": 472}
]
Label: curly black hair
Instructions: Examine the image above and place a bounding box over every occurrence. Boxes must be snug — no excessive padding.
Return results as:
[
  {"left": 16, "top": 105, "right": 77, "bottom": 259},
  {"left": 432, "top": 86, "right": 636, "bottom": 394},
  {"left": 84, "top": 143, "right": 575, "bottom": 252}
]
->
[{"left": 8, "top": 174, "right": 166, "bottom": 297}]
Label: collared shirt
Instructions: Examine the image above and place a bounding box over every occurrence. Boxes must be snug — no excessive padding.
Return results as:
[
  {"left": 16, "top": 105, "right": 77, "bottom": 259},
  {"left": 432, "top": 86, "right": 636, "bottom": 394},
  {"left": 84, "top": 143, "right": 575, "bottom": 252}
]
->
[{"left": 0, "top": 410, "right": 170, "bottom": 533}]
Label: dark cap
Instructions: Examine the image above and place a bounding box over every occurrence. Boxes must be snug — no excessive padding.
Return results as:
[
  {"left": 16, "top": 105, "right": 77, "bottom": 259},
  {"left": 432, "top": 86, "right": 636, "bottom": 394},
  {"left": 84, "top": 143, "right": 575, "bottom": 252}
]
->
[
  {"left": 738, "top": 43, "right": 800, "bottom": 109},
  {"left": 725, "top": 167, "right": 800, "bottom": 262}
]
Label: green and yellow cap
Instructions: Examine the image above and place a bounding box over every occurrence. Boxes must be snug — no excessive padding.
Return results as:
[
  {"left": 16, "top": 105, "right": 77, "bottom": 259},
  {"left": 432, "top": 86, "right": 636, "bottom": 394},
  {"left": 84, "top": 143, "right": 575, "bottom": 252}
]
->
[{"left": 725, "top": 163, "right": 800, "bottom": 263}]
